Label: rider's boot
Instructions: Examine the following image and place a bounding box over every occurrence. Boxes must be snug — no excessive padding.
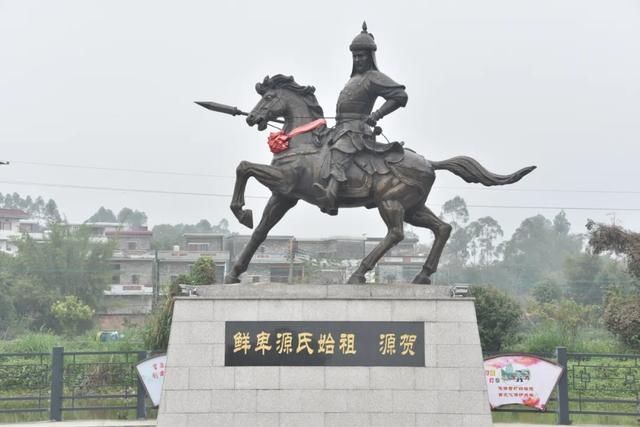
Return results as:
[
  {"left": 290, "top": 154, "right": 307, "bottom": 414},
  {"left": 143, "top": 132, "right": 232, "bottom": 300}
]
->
[{"left": 313, "top": 178, "right": 339, "bottom": 216}]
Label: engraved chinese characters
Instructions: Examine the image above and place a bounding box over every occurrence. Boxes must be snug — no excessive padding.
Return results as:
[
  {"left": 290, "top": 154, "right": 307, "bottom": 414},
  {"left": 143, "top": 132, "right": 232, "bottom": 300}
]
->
[
  {"left": 233, "top": 331, "right": 357, "bottom": 356},
  {"left": 225, "top": 321, "right": 424, "bottom": 367}
]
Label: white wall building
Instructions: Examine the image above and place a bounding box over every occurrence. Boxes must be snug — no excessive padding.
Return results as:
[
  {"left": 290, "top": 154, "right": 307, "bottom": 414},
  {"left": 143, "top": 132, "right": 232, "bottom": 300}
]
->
[{"left": 0, "top": 208, "right": 45, "bottom": 255}]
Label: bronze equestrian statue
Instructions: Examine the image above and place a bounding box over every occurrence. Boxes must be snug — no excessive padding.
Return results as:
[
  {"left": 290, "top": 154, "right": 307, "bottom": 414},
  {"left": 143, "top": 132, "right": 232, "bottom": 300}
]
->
[{"left": 199, "top": 23, "right": 536, "bottom": 285}]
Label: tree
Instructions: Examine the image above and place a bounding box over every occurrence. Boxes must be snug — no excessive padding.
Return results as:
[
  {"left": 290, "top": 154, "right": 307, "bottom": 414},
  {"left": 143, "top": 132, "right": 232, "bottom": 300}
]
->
[
  {"left": 151, "top": 224, "right": 184, "bottom": 250},
  {"left": 172, "top": 273, "right": 192, "bottom": 285},
  {"left": 44, "top": 199, "right": 61, "bottom": 223},
  {"left": 14, "top": 224, "right": 114, "bottom": 307},
  {"left": 529, "top": 298, "right": 598, "bottom": 345},
  {"left": 10, "top": 278, "right": 59, "bottom": 331},
  {"left": 501, "top": 213, "right": 582, "bottom": 291},
  {"left": 440, "top": 196, "right": 469, "bottom": 230},
  {"left": 51, "top": 296, "right": 94, "bottom": 336},
  {"left": 438, "top": 197, "right": 472, "bottom": 268},
  {"left": 587, "top": 221, "right": 640, "bottom": 348},
  {"left": 442, "top": 227, "right": 471, "bottom": 267},
  {"left": 0, "top": 193, "right": 61, "bottom": 223},
  {"left": 191, "top": 257, "right": 216, "bottom": 285},
  {"left": 117, "top": 208, "right": 147, "bottom": 227},
  {"left": 531, "top": 278, "right": 563, "bottom": 304},
  {"left": 603, "top": 288, "right": 640, "bottom": 349},
  {"left": 0, "top": 272, "right": 17, "bottom": 335},
  {"left": 195, "top": 219, "right": 213, "bottom": 232},
  {"left": 471, "top": 286, "right": 522, "bottom": 352},
  {"left": 466, "top": 216, "right": 503, "bottom": 265},
  {"left": 553, "top": 210, "right": 571, "bottom": 235},
  {"left": 587, "top": 220, "right": 640, "bottom": 280},
  {"left": 564, "top": 253, "right": 605, "bottom": 305},
  {"left": 212, "top": 218, "right": 231, "bottom": 235},
  {"left": 33, "top": 196, "right": 45, "bottom": 218},
  {"left": 86, "top": 206, "right": 117, "bottom": 223}
]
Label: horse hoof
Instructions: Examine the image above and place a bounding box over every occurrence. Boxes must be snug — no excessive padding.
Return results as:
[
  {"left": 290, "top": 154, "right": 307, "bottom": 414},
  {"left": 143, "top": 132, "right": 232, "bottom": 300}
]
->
[
  {"left": 347, "top": 274, "right": 366, "bottom": 284},
  {"left": 320, "top": 207, "right": 339, "bottom": 216},
  {"left": 238, "top": 210, "right": 253, "bottom": 229},
  {"left": 224, "top": 275, "right": 241, "bottom": 284},
  {"left": 411, "top": 274, "right": 431, "bottom": 285}
]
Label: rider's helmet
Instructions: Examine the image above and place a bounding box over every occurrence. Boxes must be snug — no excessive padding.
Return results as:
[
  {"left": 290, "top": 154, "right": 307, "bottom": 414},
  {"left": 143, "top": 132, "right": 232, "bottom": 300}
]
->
[{"left": 349, "top": 21, "right": 379, "bottom": 75}]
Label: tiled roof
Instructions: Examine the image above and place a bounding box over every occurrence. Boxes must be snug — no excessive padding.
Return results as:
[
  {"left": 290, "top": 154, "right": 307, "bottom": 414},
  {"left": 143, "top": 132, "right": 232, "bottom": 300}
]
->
[{"left": 0, "top": 208, "right": 29, "bottom": 219}]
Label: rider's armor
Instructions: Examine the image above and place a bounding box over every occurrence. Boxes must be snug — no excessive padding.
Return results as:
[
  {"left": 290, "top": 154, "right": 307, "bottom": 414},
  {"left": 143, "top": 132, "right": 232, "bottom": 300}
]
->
[
  {"left": 330, "top": 70, "right": 408, "bottom": 181},
  {"left": 314, "top": 22, "right": 408, "bottom": 214}
]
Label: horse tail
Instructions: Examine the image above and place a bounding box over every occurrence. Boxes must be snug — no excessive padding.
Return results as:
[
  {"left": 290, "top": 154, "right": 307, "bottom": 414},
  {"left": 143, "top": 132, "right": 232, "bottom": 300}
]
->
[{"left": 431, "top": 156, "right": 536, "bottom": 186}]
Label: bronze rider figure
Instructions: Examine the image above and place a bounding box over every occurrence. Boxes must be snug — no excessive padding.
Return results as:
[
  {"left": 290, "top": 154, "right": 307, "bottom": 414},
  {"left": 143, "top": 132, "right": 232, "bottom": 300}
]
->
[{"left": 313, "top": 22, "right": 409, "bottom": 215}]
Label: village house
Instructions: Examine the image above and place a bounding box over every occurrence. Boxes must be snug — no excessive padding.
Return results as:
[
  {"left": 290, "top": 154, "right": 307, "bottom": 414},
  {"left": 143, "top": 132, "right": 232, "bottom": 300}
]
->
[
  {"left": 224, "top": 234, "right": 304, "bottom": 283},
  {"left": 0, "top": 208, "right": 45, "bottom": 254}
]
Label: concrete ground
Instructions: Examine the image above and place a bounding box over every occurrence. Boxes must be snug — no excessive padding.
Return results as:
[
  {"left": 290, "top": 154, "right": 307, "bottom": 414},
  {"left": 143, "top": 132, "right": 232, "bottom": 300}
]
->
[
  {"left": 0, "top": 421, "right": 630, "bottom": 427},
  {"left": 0, "top": 422, "right": 155, "bottom": 427}
]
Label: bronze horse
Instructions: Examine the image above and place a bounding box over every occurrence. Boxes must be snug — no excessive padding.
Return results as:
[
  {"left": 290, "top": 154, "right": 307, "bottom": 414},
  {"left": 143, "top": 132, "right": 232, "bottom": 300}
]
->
[{"left": 225, "top": 75, "right": 535, "bottom": 284}]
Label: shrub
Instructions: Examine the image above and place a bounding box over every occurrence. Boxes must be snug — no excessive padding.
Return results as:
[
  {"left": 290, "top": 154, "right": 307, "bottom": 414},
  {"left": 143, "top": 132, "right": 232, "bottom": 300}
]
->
[
  {"left": 51, "top": 296, "right": 94, "bottom": 336},
  {"left": 143, "top": 284, "right": 181, "bottom": 352},
  {"left": 191, "top": 256, "right": 216, "bottom": 285},
  {"left": 603, "top": 289, "right": 640, "bottom": 349},
  {"left": 471, "top": 285, "right": 522, "bottom": 352}
]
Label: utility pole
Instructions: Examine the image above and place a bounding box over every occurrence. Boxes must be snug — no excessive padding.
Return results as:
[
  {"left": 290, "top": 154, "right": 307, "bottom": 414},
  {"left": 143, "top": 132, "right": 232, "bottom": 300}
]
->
[
  {"left": 152, "top": 250, "right": 159, "bottom": 310},
  {"left": 288, "top": 237, "right": 295, "bottom": 284}
]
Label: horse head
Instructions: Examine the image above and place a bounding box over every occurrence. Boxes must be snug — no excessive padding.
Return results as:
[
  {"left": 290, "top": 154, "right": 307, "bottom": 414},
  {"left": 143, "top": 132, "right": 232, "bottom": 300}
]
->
[{"left": 247, "top": 74, "right": 324, "bottom": 131}]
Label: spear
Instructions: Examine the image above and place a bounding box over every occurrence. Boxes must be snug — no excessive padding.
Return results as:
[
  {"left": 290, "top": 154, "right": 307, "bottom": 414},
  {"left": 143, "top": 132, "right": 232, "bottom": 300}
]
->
[{"left": 194, "top": 101, "right": 284, "bottom": 124}]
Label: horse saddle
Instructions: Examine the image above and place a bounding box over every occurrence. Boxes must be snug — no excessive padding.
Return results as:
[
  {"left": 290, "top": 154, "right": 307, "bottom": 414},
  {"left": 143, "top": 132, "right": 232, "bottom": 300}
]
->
[
  {"left": 317, "top": 139, "right": 406, "bottom": 200},
  {"left": 353, "top": 142, "right": 404, "bottom": 176}
]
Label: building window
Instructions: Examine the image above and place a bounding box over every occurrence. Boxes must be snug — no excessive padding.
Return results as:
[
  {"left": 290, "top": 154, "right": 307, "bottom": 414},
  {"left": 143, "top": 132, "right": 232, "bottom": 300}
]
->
[
  {"left": 187, "top": 243, "right": 209, "bottom": 251},
  {"left": 131, "top": 274, "right": 140, "bottom": 284},
  {"left": 112, "top": 274, "right": 120, "bottom": 284},
  {"left": 127, "top": 241, "right": 137, "bottom": 250}
]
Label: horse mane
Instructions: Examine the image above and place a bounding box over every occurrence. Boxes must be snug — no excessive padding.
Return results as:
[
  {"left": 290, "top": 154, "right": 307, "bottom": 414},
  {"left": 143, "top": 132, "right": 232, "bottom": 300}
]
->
[{"left": 256, "top": 74, "right": 324, "bottom": 120}]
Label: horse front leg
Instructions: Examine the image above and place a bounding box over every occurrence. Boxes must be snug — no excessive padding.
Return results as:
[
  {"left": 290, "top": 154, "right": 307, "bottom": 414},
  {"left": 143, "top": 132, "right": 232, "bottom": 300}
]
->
[
  {"left": 230, "top": 161, "right": 286, "bottom": 229},
  {"left": 225, "top": 194, "right": 298, "bottom": 283}
]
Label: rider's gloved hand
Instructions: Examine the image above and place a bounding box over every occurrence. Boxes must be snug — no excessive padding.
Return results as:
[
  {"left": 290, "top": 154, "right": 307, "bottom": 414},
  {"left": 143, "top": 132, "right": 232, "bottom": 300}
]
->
[{"left": 366, "top": 111, "right": 381, "bottom": 126}]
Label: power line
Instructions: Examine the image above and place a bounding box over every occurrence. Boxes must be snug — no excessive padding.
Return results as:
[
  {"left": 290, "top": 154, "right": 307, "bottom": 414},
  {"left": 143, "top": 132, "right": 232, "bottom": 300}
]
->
[
  {"left": 2, "top": 179, "right": 640, "bottom": 213},
  {"left": 10, "top": 160, "right": 640, "bottom": 196},
  {"left": 435, "top": 186, "right": 640, "bottom": 195},
  {"left": 11, "top": 160, "right": 234, "bottom": 179},
  {"left": 0, "top": 179, "right": 269, "bottom": 199}
]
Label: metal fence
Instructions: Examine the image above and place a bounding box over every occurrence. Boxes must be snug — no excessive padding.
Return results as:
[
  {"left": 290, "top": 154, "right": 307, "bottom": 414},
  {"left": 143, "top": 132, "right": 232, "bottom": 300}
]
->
[
  {"left": 0, "top": 347, "right": 149, "bottom": 422},
  {"left": 2, "top": 346, "right": 638, "bottom": 424},
  {"left": 567, "top": 351, "right": 640, "bottom": 419},
  {"left": 0, "top": 352, "right": 50, "bottom": 418},
  {"left": 487, "top": 347, "right": 640, "bottom": 425}
]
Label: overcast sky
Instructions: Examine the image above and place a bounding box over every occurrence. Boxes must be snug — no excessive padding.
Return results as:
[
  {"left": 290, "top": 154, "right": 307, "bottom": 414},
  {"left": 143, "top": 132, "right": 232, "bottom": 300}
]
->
[{"left": 2, "top": 0, "right": 639, "bottom": 243}]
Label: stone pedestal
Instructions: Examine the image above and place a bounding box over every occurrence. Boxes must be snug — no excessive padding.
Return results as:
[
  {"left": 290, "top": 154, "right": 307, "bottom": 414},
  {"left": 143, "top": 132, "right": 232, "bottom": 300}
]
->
[{"left": 157, "top": 283, "right": 491, "bottom": 427}]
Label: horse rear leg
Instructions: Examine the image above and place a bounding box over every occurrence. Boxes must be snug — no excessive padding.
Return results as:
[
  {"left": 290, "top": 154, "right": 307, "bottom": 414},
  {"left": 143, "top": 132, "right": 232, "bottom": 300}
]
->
[
  {"left": 405, "top": 205, "right": 452, "bottom": 284},
  {"left": 347, "top": 200, "right": 405, "bottom": 284},
  {"left": 231, "top": 161, "right": 286, "bottom": 229},
  {"left": 225, "top": 194, "right": 298, "bottom": 283}
]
